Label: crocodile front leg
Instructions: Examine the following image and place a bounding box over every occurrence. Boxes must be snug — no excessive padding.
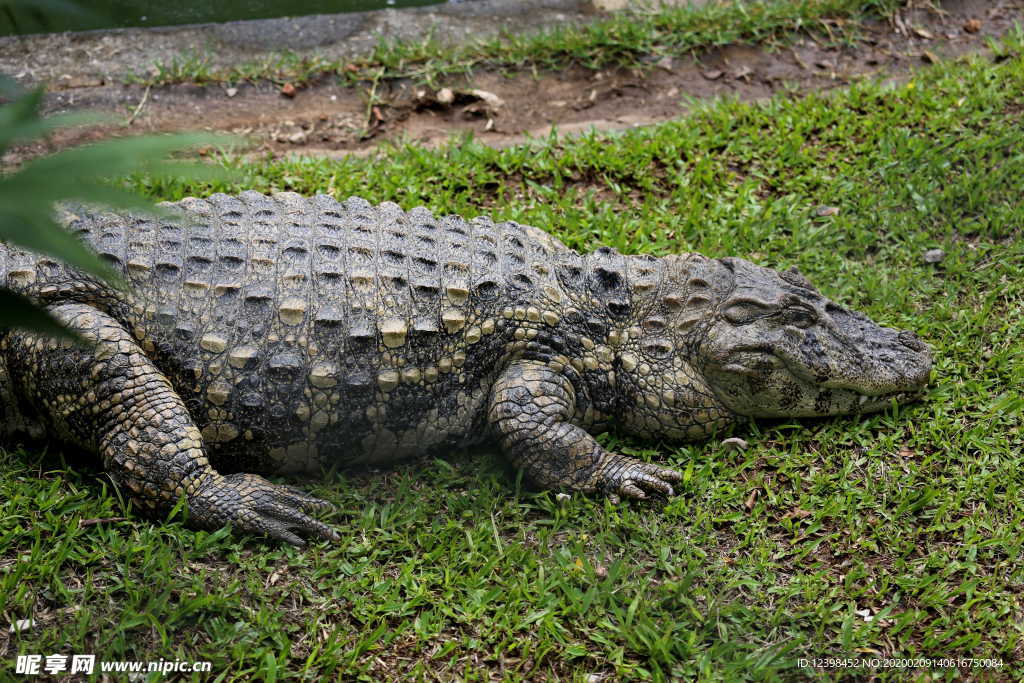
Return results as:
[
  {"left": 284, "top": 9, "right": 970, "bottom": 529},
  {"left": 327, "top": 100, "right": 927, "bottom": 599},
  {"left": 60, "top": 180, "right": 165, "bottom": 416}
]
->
[
  {"left": 2, "top": 302, "right": 338, "bottom": 546},
  {"left": 487, "top": 360, "right": 681, "bottom": 500}
]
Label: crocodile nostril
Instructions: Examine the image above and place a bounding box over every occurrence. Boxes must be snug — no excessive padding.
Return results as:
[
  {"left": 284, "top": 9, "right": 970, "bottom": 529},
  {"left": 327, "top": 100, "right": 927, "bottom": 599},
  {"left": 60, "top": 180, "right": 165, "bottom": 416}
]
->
[{"left": 898, "top": 331, "right": 927, "bottom": 353}]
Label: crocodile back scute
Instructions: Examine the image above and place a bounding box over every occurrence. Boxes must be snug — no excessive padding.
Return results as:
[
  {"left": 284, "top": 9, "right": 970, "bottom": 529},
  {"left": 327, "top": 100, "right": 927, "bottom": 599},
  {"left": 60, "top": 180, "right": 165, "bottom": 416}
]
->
[{"left": 25, "top": 192, "right": 572, "bottom": 471}]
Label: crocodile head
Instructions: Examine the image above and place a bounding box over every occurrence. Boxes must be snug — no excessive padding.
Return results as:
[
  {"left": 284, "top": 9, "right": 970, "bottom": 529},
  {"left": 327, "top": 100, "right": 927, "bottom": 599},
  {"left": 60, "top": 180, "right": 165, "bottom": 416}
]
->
[{"left": 690, "top": 257, "right": 932, "bottom": 418}]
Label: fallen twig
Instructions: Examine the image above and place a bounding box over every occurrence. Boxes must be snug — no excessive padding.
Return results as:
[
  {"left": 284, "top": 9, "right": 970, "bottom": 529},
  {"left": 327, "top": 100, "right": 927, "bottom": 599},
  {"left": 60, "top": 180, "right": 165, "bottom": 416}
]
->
[{"left": 126, "top": 85, "right": 150, "bottom": 126}]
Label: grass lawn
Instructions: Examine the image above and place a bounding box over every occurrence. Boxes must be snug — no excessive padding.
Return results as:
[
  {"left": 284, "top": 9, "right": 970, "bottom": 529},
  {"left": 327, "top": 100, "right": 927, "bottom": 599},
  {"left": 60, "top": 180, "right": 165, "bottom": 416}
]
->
[
  {"left": 133, "top": 0, "right": 898, "bottom": 87},
  {"left": 3, "top": 22, "right": 1024, "bottom": 683}
]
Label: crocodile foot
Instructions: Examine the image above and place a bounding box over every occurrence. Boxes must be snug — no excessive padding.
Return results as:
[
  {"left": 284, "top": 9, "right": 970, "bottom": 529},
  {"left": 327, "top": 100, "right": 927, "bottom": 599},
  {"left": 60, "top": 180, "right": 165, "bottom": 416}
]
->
[
  {"left": 189, "top": 473, "right": 339, "bottom": 546},
  {"left": 597, "top": 454, "right": 682, "bottom": 504}
]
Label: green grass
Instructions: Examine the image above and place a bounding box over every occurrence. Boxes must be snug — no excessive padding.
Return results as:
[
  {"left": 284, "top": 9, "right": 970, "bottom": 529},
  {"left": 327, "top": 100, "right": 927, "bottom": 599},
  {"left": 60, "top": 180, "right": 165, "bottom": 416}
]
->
[
  {"left": 129, "top": 0, "right": 899, "bottom": 88},
  {"left": 4, "top": 39, "right": 1024, "bottom": 681}
]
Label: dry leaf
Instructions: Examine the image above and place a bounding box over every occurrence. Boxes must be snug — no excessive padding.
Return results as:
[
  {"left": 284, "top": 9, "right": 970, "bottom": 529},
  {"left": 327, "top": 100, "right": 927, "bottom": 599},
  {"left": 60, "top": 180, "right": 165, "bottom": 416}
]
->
[
  {"left": 9, "top": 618, "right": 35, "bottom": 633},
  {"left": 721, "top": 437, "right": 749, "bottom": 451},
  {"left": 79, "top": 516, "right": 128, "bottom": 527},
  {"left": 280, "top": 82, "right": 297, "bottom": 98},
  {"left": 469, "top": 89, "right": 505, "bottom": 109},
  {"left": 963, "top": 19, "right": 981, "bottom": 34},
  {"left": 744, "top": 489, "right": 759, "bottom": 511},
  {"left": 436, "top": 87, "right": 455, "bottom": 105}
]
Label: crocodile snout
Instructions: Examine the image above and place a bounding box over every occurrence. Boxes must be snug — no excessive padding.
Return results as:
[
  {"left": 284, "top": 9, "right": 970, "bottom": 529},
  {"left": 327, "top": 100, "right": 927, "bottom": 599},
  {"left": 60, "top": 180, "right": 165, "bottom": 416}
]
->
[{"left": 892, "top": 329, "right": 933, "bottom": 395}]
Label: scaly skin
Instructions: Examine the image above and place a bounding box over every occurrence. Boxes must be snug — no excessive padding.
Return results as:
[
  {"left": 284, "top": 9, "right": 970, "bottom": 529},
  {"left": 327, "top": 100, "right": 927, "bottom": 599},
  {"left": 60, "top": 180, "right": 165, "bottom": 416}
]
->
[{"left": 0, "top": 192, "right": 933, "bottom": 544}]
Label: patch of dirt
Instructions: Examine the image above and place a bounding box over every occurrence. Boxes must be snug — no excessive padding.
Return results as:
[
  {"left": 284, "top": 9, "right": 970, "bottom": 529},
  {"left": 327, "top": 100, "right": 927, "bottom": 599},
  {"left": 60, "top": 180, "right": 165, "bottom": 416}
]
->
[{"left": 7, "top": 0, "right": 1024, "bottom": 165}]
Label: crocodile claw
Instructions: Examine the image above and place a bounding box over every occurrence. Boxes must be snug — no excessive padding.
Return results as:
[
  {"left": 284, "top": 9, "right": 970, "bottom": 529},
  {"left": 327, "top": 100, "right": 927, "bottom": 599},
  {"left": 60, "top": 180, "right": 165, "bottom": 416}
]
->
[
  {"left": 189, "top": 473, "right": 339, "bottom": 546},
  {"left": 599, "top": 455, "right": 682, "bottom": 504}
]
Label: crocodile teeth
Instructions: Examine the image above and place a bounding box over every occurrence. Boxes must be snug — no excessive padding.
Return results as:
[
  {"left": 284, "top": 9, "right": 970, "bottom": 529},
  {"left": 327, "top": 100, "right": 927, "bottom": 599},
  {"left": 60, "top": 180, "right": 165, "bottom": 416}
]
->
[{"left": 859, "top": 395, "right": 868, "bottom": 405}]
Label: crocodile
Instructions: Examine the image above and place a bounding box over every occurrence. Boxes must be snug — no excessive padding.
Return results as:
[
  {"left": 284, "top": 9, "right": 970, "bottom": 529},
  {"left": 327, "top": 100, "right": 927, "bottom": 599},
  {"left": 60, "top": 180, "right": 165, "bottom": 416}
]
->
[{"left": 0, "top": 192, "right": 932, "bottom": 545}]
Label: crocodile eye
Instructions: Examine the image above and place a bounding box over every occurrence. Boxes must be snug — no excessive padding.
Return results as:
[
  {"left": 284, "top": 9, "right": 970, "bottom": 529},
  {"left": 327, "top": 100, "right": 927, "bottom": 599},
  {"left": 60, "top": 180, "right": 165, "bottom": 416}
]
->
[
  {"left": 782, "top": 305, "right": 817, "bottom": 329},
  {"left": 722, "top": 298, "right": 777, "bottom": 325}
]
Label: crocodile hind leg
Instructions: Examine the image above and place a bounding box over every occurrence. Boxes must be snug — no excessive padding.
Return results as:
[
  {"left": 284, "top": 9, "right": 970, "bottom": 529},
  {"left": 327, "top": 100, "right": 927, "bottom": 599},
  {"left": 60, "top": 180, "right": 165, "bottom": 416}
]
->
[
  {"left": 2, "top": 302, "right": 338, "bottom": 546},
  {"left": 488, "top": 360, "right": 681, "bottom": 500}
]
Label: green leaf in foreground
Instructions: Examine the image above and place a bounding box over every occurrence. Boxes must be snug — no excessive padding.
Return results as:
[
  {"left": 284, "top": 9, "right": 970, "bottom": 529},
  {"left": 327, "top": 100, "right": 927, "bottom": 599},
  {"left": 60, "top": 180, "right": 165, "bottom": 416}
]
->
[
  {"left": 0, "top": 86, "right": 238, "bottom": 332},
  {"left": 0, "top": 289, "right": 77, "bottom": 340}
]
